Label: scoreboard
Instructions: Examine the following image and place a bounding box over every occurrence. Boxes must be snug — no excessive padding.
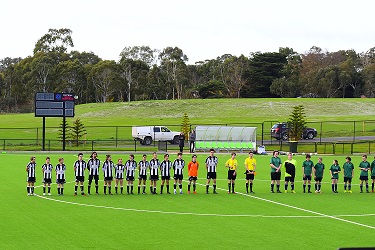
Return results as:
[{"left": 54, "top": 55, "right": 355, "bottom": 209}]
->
[{"left": 35, "top": 92, "right": 75, "bottom": 117}]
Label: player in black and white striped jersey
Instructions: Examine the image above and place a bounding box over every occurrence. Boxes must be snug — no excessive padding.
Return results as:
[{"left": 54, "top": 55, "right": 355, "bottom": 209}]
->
[
  {"left": 160, "top": 153, "right": 172, "bottom": 194},
  {"left": 102, "top": 154, "right": 114, "bottom": 195},
  {"left": 26, "top": 156, "right": 36, "bottom": 196},
  {"left": 55, "top": 157, "right": 66, "bottom": 196},
  {"left": 205, "top": 149, "right": 219, "bottom": 194},
  {"left": 41, "top": 156, "right": 53, "bottom": 196},
  {"left": 114, "top": 158, "right": 125, "bottom": 194},
  {"left": 138, "top": 154, "right": 149, "bottom": 194},
  {"left": 173, "top": 152, "right": 185, "bottom": 194},
  {"left": 125, "top": 154, "right": 137, "bottom": 194},
  {"left": 149, "top": 152, "right": 160, "bottom": 194},
  {"left": 87, "top": 152, "right": 100, "bottom": 195},
  {"left": 73, "top": 153, "right": 86, "bottom": 196}
]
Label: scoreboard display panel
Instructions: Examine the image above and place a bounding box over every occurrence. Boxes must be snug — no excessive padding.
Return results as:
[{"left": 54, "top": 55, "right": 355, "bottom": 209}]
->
[{"left": 35, "top": 93, "right": 75, "bottom": 117}]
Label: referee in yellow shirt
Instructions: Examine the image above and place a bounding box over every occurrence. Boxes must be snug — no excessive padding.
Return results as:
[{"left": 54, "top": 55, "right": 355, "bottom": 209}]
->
[
  {"left": 225, "top": 152, "right": 238, "bottom": 194},
  {"left": 244, "top": 151, "right": 256, "bottom": 193}
]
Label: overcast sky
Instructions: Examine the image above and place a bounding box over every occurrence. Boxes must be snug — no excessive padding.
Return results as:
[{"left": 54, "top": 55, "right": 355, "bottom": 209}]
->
[{"left": 2, "top": 0, "right": 375, "bottom": 64}]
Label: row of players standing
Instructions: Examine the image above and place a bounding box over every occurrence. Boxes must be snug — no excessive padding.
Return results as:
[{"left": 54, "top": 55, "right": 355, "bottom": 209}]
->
[
  {"left": 25, "top": 150, "right": 220, "bottom": 196},
  {"left": 270, "top": 151, "right": 375, "bottom": 193}
]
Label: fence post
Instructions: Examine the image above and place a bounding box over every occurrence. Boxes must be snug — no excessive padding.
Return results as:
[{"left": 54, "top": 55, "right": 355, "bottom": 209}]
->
[
  {"left": 134, "top": 139, "right": 137, "bottom": 152},
  {"left": 333, "top": 143, "right": 335, "bottom": 155},
  {"left": 315, "top": 142, "right": 317, "bottom": 153},
  {"left": 3, "top": 139, "right": 5, "bottom": 151},
  {"left": 91, "top": 141, "right": 94, "bottom": 151},
  {"left": 320, "top": 122, "right": 323, "bottom": 143},
  {"left": 116, "top": 126, "right": 118, "bottom": 148},
  {"left": 261, "top": 122, "right": 264, "bottom": 146},
  {"left": 48, "top": 140, "right": 50, "bottom": 151},
  {"left": 353, "top": 121, "right": 356, "bottom": 142},
  {"left": 351, "top": 143, "right": 353, "bottom": 154}
]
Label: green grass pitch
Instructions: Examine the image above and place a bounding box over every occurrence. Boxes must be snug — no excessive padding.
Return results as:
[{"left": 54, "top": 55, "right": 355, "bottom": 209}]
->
[{"left": 3, "top": 152, "right": 375, "bottom": 249}]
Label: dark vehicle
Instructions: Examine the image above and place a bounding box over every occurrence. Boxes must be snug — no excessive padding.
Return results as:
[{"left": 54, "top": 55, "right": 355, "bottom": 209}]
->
[{"left": 271, "top": 122, "right": 317, "bottom": 140}]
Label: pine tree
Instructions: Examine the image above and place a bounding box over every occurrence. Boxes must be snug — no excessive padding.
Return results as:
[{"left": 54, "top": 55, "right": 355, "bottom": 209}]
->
[
  {"left": 71, "top": 118, "right": 87, "bottom": 146},
  {"left": 181, "top": 113, "right": 190, "bottom": 138},
  {"left": 57, "top": 118, "right": 71, "bottom": 141},
  {"left": 287, "top": 105, "right": 306, "bottom": 141}
]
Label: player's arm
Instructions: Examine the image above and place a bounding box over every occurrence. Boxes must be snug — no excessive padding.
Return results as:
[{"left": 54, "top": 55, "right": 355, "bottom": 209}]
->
[
  {"left": 330, "top": 169, "right": 333, "bottom": 178},
  {"left": 312, "top": 165, "right": 316, "bottom": 177},
  {"left": 302, "top": 164, "right": 305, "bottom": 177},
  {"left": 253, "top": 159, "right": 256, "bottom": 172}
]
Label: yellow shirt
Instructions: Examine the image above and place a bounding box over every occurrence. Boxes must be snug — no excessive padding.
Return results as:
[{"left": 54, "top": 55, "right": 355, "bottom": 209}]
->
[
  {"left": 225, "top": 159, "right": 238, "bottom": 170},
  {"left": 245, "top": 157, "right": 256, "bottom": 171}
]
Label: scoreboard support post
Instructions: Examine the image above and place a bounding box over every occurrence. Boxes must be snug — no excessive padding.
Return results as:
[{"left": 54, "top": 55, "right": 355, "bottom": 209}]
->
[{"left": 42, "top": 117, "right": 46, "bottom": 151}]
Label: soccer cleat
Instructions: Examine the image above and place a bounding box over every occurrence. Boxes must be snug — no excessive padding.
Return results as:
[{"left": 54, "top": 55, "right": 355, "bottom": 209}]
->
[
  {"left": 74, "top": 193, "right": 77, "bottom": 196},
  {"left": 360, "top": 191, "right": 363, "bottom": 193},
  {"left": 188, "top": 191, "right": 190, "bottom": 194},
  {"left": 48, "top": 193, "right": 52, "bottom": 196},
  {"left": 213, "top": 191, "right": 218, "bottom": 194},
  {"left": 43, "top": 193, "right": 46, "bottom": 196},
  {"left": 180, "top": 191, "right": 183, "bottom": 194},
  {"left": 142, "top": 192, "right": 147, "bottom": 195},
  {"left": 82, "top": 193, "right": 86, "bottom": 196},
  {"left": 366, "top": 190, "right": 370, "bottom": 193},
  {"left": 315, "top": 190, "right": 318, "bottom": 193},
  {"left": 206, "top": 192, "right": 209, "bottom": 194},
  {"left": 174, "top": 190, "right": 177, "bottom": 194},
  {"left": 27, "top": 193, "right": 31, "bottom": 196},
  {"left": 372, "top": 190, "right": 374, "bottom": 193},
  {"left": 193, "top": 191, "right": 197, "bottom": 194},
  {"left": 291, "top": 190, "right": 296, "bottom": 193},
  {"left": 167, "top": 192, "right": 171, "bottom": 194},
  {"left": 277, "top": 190, "right": 282, "bottom": 193},
  {"left": 96, "top": 192, "right": 99, "bottom": 195},
  {"left": 228, "top": 191, "right": 231, "bottom": 194},
  {"left": 348, "top": 190, "right": 352, "bottom": 193},
  {"left": 250, "top": 191, "right": 255, "bottom": 194},
  {"left": 284, "top": 190, "right": 288, "bottom": 193},
  {"left": 232, "top": 192, "right": 236, "bottom": 194},
  {"left": 344, "top": 190, "right": 347, "bottom": 193},
  {"left": 308, "top": 191, "right": 312, "bottom": 193},
  {"left": 271, "top": 190, "right": 275, "bottom": 193}
]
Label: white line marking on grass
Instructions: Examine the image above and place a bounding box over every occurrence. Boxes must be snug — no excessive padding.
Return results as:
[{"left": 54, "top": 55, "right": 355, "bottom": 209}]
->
[{"left": 205, "top": 183, "right": 375, "bottom": 230}]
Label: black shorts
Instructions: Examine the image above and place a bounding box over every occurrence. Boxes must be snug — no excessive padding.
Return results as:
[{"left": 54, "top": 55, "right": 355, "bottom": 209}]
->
[
  {"left": 344, "top": 177, "right": 352, "bottom": 183},
  {"left": 43, "top": 178, "right": 52, "bottom": 184},
  {"left": 227, "top": 170, "right": 237, "bottom": 180},
  {"left": 27, "top": 177, "right": 36, "bottom": 183},
  {"left": 138, "top": 175, "right": 147, "bottom": 180},
  {"left": 314, "top": 177, "right": 323, "bottom": 182},
  {"left": 161, "top": 176, "right": 170, "bottom": 180},
  {"left": 174, "top": 174, "right": 183, "bottom": 180},
  {"left": 126, "top": 176, "right": 135, "bottom": 181},
  {"left": 75, "top": 176, "right": 84, "bottom": 182},
  {"left": 246, "top": 174, "right": 255, "bottom": 180},
  {"left": 303, "top": 175, "right": 312, "bottom": 181},
  {"left": 189, "top": 176, "right": 197, "bottom": 181},
  {"left": 360, "top": 176, "right": 368, "bottom": 181},
  {"left": 271, "top": 172, "right": 281, "bottom": 181},
  {"left": 285, "top": 176, "right": 295, "bottom": 182},
  {"left": 104, "top": 177, "right": 113, "bottom": 181},
  {"left": 371, "top": 176, "right": 375, "bottom": 180},
  {"left": 207, "top": 172, "right": 217, "bottom": 180},
  {"left": 89, "top": 175, "right": 99, "bottom": 181},
  {"left": 57, "top": 178, "right": 66, "bottom": 184},
  {"left": 150, "top": 175, "right": 159, "bottom": 181}
]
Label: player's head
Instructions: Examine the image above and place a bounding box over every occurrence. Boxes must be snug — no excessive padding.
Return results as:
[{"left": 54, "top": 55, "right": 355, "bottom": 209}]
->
[
  {"left": 164, "top": 153, "right": 169, "bottom": 160},
  {"left": 58, "top": 157, "right": 64, "bottom": 163},
  {"left": 129, "top": 154, "right": 134, "bottom": 160},
  {"left": 30, "top": 156, "right": 36, "bottom": 162},
  {"left": 288, "top": 152, "right": 293, "bottom": 160},
  {"left": 362, "top": 154, "right": 367, "bottom": 161},
  {"left": 209, "top": 149, "right": 215, "bottom": 156},
  {"left": 192, "top": 154, "right": 197, "bottom": 162},
  {"left": 118, "top": 158, "right": 123, "bottom": 164},
  {"left": 142, "top": 154, "right": 147, "bottom": 160},
  {"left": 45, "top": 156, "right": 50, "bottom": 163},
  {"left": 153, "top": 152, "right": 157, "bottom": 159},
  {"left": 346, "top": 156, "right": 351, "bottom": 162},
  {"left": 177, "top": 152, "right": 182, "bottom": 159},
  {"left": 333, "top": 159, "right": 338, "bottom": 165},
  {"left": 318, "top": 157, "right": 322, "bottom": 163},
  {"left": 91, "top": 152, "right": 97, "bottom": 159},
  {"left": 273, "top": 150, "right": 279, "bottom": 157},
  {"left": 106, "top": 154, "right": 111, "bottom": 161},
  {"left": 231, "top": 152, "right": 236, "bottom": 159},
  {"left": 249, "top": 151, "right": 253, "bottom": 158},
  {"left": 78, "top": 153, "right": 83, "bottom": 160},
  {"left": 306, "top": 154, "right": 311, "bottom": 160}
]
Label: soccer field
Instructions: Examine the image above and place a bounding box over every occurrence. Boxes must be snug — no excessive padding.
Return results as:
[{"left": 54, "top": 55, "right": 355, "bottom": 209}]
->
[{"left": 3, "top": 152, "right": 375, "bottom": 249}]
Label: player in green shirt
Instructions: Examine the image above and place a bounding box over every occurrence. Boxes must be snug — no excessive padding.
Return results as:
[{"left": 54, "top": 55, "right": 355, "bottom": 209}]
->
[
  {"left": 330, "top": 159, "right": 341, "bottom": 193},
  {"left": 371, "top": 155, "right": 375, "bottom": 192},
  {"left": 270, "top": 150, "right": 282, "bottom": 193},
  {"left": 359, "top": 154, "right": 370, "bottom": 193},
  {"left": 313, "top": 157, "right": 325, "bottom": 193},
  {"left": 302, "top": 154, "right": 314, "bottom": 193},
  {"left": 283, "top": 152, "right": 296, "bottom": 193},
  {"left": 342, "top": 156, "right": 354, "bottom": 193}
]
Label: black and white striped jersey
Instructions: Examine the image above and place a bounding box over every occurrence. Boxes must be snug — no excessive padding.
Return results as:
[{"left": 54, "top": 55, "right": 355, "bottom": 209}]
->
[
  {"left": 55, "top": 164, "right": 66, "bottom": 180},
  {"left": 26, "top": 162, "right": 36, "bottom": 178},
  {"left": 205, "top": 156, "right": 218, "bottom": 173},
  {"left": 125, "top": 160, "right": 137, "bottom": 177},
  {"left": 42, "top": 163, "right": 53, "bottom": 179},
  {"left": 160, "top": 160, "right": 172, "bottom": 177},
  {"left": 138, "top": 160, "right": 149, "bottom": 176},
  {"left": 173, "top": 159, "right": 185, "bottom": 175},
  {"left": 102, "top": 161, "right": 114, "bottom": 178},
  {"left": 114, "top": 164, "right": 125, "bottom": 179},
  {"left": 87, "top": 158, "right": 100, "bottom": 175},
  {"left": 149, "top": 159, "right": 160, "bottom": 176},
  {"left": 73, "top": 160, "right": 86, "bottom": 177}
]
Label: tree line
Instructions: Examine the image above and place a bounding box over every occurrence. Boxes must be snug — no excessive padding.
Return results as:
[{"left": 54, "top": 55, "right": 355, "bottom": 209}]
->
[{"left": 1, "top": 28, "right": 375, "bottom": 112}]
